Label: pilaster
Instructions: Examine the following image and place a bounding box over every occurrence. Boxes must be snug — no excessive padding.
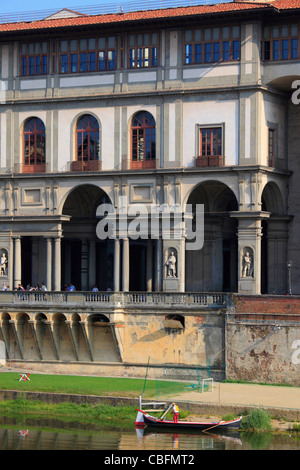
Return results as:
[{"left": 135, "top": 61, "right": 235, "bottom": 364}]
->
[{"left": 232, "top": 211, "right": 270, "bottom": 294}]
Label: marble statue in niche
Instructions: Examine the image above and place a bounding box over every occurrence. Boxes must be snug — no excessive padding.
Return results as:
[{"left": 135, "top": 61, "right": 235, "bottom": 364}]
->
[
  {"left": 242, "top": 247, "right": 254, "bottom": 278},
  {"left": 165, "top": 248, "right": 177, "bottom": 278}
]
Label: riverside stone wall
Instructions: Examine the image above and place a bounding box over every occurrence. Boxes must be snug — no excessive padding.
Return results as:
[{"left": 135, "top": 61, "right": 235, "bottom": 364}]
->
[{"left": 1, "top": 293, "right": 300, "bottom": 385}]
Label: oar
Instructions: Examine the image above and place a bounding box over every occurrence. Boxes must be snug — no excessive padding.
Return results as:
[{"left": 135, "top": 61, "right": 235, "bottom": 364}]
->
[
  {"left": 159, "top": 403, "right": 173, "bottom": 421},
  {"left": 202, "top": 421, "right": 224, "bottom": 433}
]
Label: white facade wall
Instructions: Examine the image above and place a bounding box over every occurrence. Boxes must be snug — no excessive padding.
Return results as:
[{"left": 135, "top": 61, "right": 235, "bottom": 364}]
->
[{"left": 182, "top": 100, "right": 239, "bottom": 166}]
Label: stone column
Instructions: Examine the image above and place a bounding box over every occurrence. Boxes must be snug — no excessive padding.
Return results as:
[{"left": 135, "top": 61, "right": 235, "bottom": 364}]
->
[
  {"left": 232, "top": 211, "right": 270, "bottom": 295},
  {"left": 46, "top": 238, "right": 52, "bottom": 291},
  {"left": 13, "top": 236, "right": 21, "bottom": 289},
  {"left": 155, "top": 238, "right": 162, "bottom": 292},
  {"left": 114, "top": 238, "right": 120, "bottom": 292},
  {"left": 122, "top": 237, "right": 129, "bottom": 291},
  {"left": 53, "top": 236, "right": 61, "bottom": 291}
]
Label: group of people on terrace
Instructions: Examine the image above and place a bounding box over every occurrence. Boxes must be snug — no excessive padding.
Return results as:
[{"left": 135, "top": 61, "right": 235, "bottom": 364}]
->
[{"left": 0, "top": 282, "right": 106, "bottom": 292}]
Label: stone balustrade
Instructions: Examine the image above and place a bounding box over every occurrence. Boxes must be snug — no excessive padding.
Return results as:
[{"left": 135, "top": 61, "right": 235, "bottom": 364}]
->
[{"left": 0, "top": 290, "right": 229, "bottom": 310}]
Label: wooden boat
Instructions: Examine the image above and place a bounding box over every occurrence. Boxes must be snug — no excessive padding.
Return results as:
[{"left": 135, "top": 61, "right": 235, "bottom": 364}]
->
[{"left": 135, "top": 409, "right": 242, "bottom": 432}]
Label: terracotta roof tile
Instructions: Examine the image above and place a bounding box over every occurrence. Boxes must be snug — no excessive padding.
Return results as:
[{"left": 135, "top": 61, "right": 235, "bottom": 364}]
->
[
  {"left": 272, "top": 0, "right": 300, "bottom": 8},
  {"left": 0, "top": 0, "right": 299, "bottom": 33}
]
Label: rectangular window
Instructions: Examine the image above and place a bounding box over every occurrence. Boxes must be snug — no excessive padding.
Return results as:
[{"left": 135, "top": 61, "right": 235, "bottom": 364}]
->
[
  {"left": 70, "top": 54, "right": 78, "bottom": 72},
  {"left": 128, "top": 32, "right": 159, "bottom": 68},
  {"left": 80, "top": 53, "right": 87, "bottom": 72},
  {"left": 263, "top": 23, "right": 299, "bottom": 61},
  {"left": 185, "top": 44, "right": 192, "bottom": 64},
  {"left": 291, "top": 38, "right": 298, "bottom": 58},
  {"left": 273, "top": 40, "right": 279, "bottom": 60},
  {"left": 29, "top": 57, "right": 34, "bottom": 75},
  {"left": 108, "top": 50, "right": 115, "bottom": 69},
  {"left": 268, "top": 129, "right": 275, "bottom": 167},
  {"left": 184, "top": 25, "right": 240, "bottom": 65},
  {"left": 200, "top": 127, "right": 222, "bottom": 156},
  {"left": 223, "top": 41, "right": 230, "bottom": 61},
  {"left": 232, "top": 40, "right": 240, "bottom": 60},
  {"left": 42, "top": 56, "right": 48, "bottom": 74},
  {"left": 58, "top": 36, "right": 116, "bottom": 73},
  {"left": 213, "top": 42, "right": 220, "bottom": 62},
  {"left": 20, "top": 41, "right": 49, "bottom": 76},
  {"left": 195, "top": 44, "right": 202, "bottom": 63},
  {"left": 264, "top": 41, "right": 271, "bottom": 60},
  {"left": 89, "top": 52, "right": 96, "bottom": 71},
  {"left": 60, "top": 55, "right": 68, "bottom": 73},
  {"left": 196, "top": 125, "right": 224, "bottom": 167},
  {"left": 204, "top": 43, "right": 211, "bottom": 62},
  {"left": 282, "top": 39, "right": 289, "bottom": 59}
]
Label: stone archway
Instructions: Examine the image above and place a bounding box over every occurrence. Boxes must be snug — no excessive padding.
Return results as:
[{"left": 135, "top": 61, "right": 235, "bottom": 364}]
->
[
  {"left": 261, "top": 182, "right": 288, "bottom": 294},
  {"left": 62, "top": 184, "right": 112, "bottom": 291},
  {"left": 185, "top": 181, "right": 238, "bottom": 292}
]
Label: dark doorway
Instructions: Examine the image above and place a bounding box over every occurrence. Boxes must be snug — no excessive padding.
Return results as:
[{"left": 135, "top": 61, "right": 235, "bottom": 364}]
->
[
  {"left": 21, "top": 237, "right": 32, "bottom": 288},
  {"left": 261, "top": 220, "right": 268, "bottom": 294},
  {"left": 61, "top": 239, "right": 81, "bottom": 290},
  {"left": 130, "top": 242, "right": 146, "bottom": 291},
  {"left": 223, "top": 240, "right": 231, "bottom": 292}
]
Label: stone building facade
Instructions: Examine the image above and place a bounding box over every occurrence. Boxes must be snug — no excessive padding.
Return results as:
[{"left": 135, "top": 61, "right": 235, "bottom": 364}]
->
[{"left": 0, "top": 0, "right": 298, "bottom": 297}]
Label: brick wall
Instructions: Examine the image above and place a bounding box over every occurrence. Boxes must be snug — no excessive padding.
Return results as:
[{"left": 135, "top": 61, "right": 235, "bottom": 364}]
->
[{"left": 233, "top": 294, "right": 300, "bottom": 319}]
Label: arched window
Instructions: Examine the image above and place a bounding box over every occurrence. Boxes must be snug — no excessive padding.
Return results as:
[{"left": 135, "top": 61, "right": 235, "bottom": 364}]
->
[
  {"left": 74, "top": 114, "right": 100, "bottom": 171},
  {"left": 131, "top": 111, "right": 156, "bottom": 169},
  {"left": 23, "top": 117, "right": 46, "bottom": 173}
]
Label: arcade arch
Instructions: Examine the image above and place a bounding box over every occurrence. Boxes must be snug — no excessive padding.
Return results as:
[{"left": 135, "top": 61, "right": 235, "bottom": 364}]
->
[
  {"left": 61, "top": 184, "right": 112, "bottom": 291},
  {"left": 185, "top": 181, "right": 238, "bottom": 292},
  {"left": 261, "top": 181, "right": 288, "bottom": 294}
]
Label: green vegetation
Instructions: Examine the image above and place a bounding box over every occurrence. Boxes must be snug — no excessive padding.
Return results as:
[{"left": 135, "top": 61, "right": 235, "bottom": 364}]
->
[
  {"left": 0, "top": 372, "right": 187, "bottom": 398},
  {"left": 0, "top": 397, "right": 137, "bottom": 429},
  {"left": 241, "top": 409, "right": 272, "bottom": 431}
]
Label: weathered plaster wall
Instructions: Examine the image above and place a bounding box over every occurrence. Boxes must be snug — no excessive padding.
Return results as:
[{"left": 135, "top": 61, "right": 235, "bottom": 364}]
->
[
  {"left": 119, "top": 312, "right": 224, "bottom": 368},
  {"left": 2, "top": 295, "right": 300, "bottom": 385},
  {"left": 226, "top": 295, "right": 300, "bottom": 385}
]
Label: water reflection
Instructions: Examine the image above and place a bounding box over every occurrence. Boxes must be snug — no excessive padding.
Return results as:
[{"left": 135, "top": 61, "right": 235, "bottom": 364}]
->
[
  {"left": 135, "top": 427, "right": 243, "bottom": 450},
  {"left": 0, "top": 417, "right": 299, "bottom": 450},
  {"left": 0, "top": 427, "right": 244, "bottom": 451}
]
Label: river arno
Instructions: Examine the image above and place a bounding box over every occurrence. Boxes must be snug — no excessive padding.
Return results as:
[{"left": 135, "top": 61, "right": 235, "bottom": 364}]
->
[{"left": 0, "top": 418, "right": 300, "bottom": 450}]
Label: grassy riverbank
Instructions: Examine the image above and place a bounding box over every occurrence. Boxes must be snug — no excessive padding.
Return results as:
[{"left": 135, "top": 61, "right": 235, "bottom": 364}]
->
[
  {"left": 1, "top": 370, "right": 299, "bottom": 432},
  {"left": 0, "top": 371, "right": 186, "bottom": 398},
  {"left": 0, "top": 398, "right": 138, "bottom": 429}
]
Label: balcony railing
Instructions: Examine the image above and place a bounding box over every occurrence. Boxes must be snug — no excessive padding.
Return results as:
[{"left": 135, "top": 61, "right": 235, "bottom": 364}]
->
[
  {"left": 195, "top": 156, "right": 224, "bottom": 167},
  {"left": 0, "top": 291, "right": 229, "bottom": 310},
  {"left": 131, "top": 160, "right": 156, "bottom": 170},
  {"left": 70, "top": 160, "right": 102, "bottom": 172}
]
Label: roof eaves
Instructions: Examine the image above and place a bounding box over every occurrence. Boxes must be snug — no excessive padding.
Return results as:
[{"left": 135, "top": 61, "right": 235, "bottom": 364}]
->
[{"left": 0, "top": 2, "right": 286, "bottom": 35}]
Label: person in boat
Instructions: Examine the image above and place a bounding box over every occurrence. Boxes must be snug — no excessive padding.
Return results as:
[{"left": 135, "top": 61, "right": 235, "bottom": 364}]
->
[{"left": 172, "top": 402, "right": 179, "bottom": 423}]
